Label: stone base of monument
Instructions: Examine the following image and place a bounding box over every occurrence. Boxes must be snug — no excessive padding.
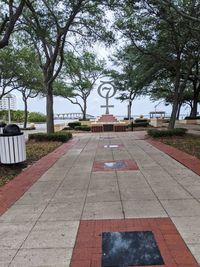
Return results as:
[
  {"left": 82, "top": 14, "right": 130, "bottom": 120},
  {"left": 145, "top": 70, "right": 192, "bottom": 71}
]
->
[{"left": 91, "top": 114, "right": 127, "bottom": 132}]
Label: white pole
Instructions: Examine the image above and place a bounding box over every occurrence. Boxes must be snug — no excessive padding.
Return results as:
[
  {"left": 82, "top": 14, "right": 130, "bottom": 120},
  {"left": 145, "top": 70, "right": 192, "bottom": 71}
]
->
[{"left": 8, "top": 97, "right": 11, "bottom": 124}]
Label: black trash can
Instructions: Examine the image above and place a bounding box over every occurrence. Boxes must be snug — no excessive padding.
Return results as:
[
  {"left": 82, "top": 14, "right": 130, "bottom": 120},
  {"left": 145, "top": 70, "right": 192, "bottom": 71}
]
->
[
  {"left": 0, "top": 124, "right": 26, "bottom": 164},
  {"left": 0, "top": 122, "right": 6, "bottom": 134}
]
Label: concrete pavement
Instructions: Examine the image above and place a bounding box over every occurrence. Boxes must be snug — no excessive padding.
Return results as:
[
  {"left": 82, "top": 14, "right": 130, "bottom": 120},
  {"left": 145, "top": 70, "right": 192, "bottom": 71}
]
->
[{"left": 0, "top": 132, "right": 200, "bottom": 266}]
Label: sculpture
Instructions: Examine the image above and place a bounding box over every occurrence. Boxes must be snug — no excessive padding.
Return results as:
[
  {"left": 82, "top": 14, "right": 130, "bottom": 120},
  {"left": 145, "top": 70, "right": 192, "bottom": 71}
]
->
[{"left": 97, "top": 81, "right": 116, "bottom": 114}]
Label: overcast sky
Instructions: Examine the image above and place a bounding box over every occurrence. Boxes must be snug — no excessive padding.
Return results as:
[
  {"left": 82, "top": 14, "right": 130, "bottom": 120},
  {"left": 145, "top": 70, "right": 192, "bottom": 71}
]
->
[
  {"left": 14, "top": 44, "right": 190, "bottom": 119},
  {"left": 15, "top": 89, "right": 190, "bottom": 119}
]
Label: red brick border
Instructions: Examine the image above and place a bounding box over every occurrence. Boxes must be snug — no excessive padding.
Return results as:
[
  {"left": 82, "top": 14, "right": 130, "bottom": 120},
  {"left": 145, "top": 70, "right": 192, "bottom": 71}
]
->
[
  {"left": 70, "top": 218, "right": 199, "bottom": 267},
  {"left": 148, "top": 139, "right": 200, "bottom": 176},
  {"left": 0, "top": 138, "right": 77, "bottom": 216}
]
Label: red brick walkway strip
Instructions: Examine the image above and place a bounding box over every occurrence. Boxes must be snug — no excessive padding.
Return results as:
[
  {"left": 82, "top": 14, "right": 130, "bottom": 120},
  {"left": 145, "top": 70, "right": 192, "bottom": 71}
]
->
[
  {"left": 70, "top": 218, "right": 199, "bottom": 267},
  {"left": 148, "top": 139, "right": 200, "bottom": 176},
  {"left": 0, "top": 138, "right": 77, "bottom": 216}
]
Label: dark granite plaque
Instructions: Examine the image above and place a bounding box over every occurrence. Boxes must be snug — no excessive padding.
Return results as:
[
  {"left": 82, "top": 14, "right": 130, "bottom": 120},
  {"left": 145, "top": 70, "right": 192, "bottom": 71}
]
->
[
  {"left": 102, "top": 231, "right": 164, "bottom": 266},
  {"left": 104, "top": 161, "right": 127, "bottom": 169}
]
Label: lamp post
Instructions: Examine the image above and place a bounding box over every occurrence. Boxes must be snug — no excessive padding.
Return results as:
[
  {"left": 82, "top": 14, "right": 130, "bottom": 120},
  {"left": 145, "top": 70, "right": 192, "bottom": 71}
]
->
[{"left": 5, "top": 94, "right": 12, "bottom": 124}]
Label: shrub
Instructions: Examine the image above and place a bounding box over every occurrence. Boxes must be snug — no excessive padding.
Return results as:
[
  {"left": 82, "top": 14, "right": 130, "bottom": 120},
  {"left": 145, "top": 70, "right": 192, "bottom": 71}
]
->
[
  {"left": 0, "top": 109, "right": 25, "bottom": 122},
  {"left": 123, "top": 117, "right": 133, "bottom": 120},
  {"left": 74, "top": 125, "right": 91, "bottom": 131},
  {"left": 184, "top": 116, "right": 200, "bottom": 120},
  {"left": 61, "top": 126, "right": 73, "bottom": 131},
  {"left": 28, "top": 132, "right": 72, "bottom": 142},
  {"left": 68, "top": 121, "right": 81, "bottom": 129},
  {"left": 20, "top": 127, "right": 36, "bottom": 130},
  {"left": 28, "top": 112, "right": 47, "bottom": 122},
  {"left": 79, "top": 118, "right": 90, "bottom": 121},
  {"left": 131, "top": 122, "right": 149, "bottom": 127},
  {"left": 147, "top": 128, "right": 187, "bottom": 138}
]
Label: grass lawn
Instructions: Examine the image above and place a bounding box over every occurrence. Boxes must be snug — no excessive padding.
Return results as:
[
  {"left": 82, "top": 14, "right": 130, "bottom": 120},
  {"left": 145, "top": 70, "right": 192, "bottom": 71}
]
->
[
  {"left": 0, "top": 141, "right": 62, "bottom": 187},
  {"left": 159, "top": 134, "right": 200, "bottom": 159}
]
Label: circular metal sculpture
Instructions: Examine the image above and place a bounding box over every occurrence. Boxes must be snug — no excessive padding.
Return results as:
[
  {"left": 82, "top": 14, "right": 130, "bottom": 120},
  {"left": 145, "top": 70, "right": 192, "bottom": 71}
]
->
[{"left": 97, "top": 81, "right": 116, "bottom": 114}]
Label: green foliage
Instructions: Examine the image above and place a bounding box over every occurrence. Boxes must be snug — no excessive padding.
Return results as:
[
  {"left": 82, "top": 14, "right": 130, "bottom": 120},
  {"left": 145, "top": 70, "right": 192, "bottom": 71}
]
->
[
  {"left": 15, "top": 47, "right": 44, "bottom": 91},
  {"left": 20, "top": 0, "right": 115, "bottom": 133},
  {"left": 0, "top": 45, "right": 43, "bottom": 99},
  {"left": 130, "top": 121, "right": 149, "bottom": 128},
  {"left": 0, "top": 110, "right": 47, "bottom": 123},
  {"left": 28, "top": 132, "right": 72, "bottom": 142},
  {"left": 12, "top": 110, "right": 25, "bottom": 122},
  {"left": 28, "top": 112, "right": 46, "bottom": 123},
  {"left": 0, "top": 110, "right": 25, "bottom": 122},
  {"left": 147, "top": 128, "right": 187, "bottom": 138},
  {"left": 68, "top": 121, "right": 81, "bottom": 129},
  {"left": 79, "top": 118, "right": 90, "bottom": 121},
  {"left": 124, "top": 117, "right": 133, "bottom": 120},
  {"left": 135, "top": 119, "right": 148, "bottom": 123},
  {"left": 54, "top": 51, "right": 107, "bottom": 120},
  {"left": 74, "top": 125, "right": 91, "bottom": 131},
  {"left": 113, "top": 1, "right": 200, "bottom": 128}
]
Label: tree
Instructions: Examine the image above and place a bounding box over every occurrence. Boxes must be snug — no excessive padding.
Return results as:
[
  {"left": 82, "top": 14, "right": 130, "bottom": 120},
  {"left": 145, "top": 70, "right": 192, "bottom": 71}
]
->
[
  {"left": 22, "top": 0, "right": 114, "bottom": 133},
  {"left": 113, "top": 1, "right": 200, "bottom": 128},
  {"left": 0, "top": 45, "right": 43, "bottom": 127},
  {"left": 0, "top": 0, "right": 26, "bottom": 48},
  {"left": 157, "top": 0, "right": 200, "bottom": 23},
  {"left": 110, "top": 46, "right": 156, "bottom": 119},
  {"left": 0, "top": 46, "right": 21, "bottom": 99},
  {"left": 14, "top": 47, "right": 43, "bottom": 128},
  {"left": 186, "top": 62, "right": 200, "bottom": 117},
  {"left": 56, "top": 51, "right": 106, "bottom": 120}
]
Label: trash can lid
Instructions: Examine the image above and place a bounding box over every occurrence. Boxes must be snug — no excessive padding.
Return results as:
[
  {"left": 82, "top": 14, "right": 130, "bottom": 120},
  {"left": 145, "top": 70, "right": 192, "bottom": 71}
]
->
[
  {"left": 0, "top": 121, "right": 6, "bottom": 127},
  {"left": 3, "top": 124, "right": 21, "bottom": 135}
]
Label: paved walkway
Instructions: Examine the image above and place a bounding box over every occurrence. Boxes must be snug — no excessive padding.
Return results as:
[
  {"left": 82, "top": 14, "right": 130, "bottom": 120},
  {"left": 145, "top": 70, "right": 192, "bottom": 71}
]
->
[{"left": 0, "top": 132, "right": 200, "bottom": 266}]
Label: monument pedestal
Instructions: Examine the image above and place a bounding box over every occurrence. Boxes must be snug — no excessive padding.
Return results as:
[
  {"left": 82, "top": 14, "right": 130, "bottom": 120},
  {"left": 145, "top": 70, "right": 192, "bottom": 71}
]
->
[{"left": 91, "top": 114, "right": 126, "bottom": 132}]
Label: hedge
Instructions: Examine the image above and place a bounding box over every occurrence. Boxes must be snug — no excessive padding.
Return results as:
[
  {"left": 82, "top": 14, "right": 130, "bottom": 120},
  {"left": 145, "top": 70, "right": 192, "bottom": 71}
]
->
[
  {"left": 129, "top": 121, "right": 149, "bottom": 128},
  {"left": 123, "top": 117, "right": 133, "bottom": 120},
  {"left": 147, "top": 128, "right": 187, "bottom": 138},
  {"left": 79, "top": 118, "right": 90, "bottom": 121},
  {"left": 68, "top": 121, "right": 81, "bottom": 129},
  {"left": 28, "top": 132, "right": 72, "bottom": 142},
  {"left": 74, "top": 125, "right": 91, "bottom": 131},
  {"left": 184, "top": 116, "right": 200, "bottom": 120},
  {"left": 135, "top": 119, "right": 148, "bottom": 123},
  {"left": 133, "top": 122, "right": 149, "bottom": 127}
]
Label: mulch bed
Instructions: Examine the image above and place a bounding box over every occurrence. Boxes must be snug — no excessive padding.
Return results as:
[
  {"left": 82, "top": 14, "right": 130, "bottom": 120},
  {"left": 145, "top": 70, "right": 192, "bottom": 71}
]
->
[
  {"left": 158, "top": 134, "right": 200, "bottom": 160},
  {"left": 0, "top": 140, "right": 62, "bottom": 187}
]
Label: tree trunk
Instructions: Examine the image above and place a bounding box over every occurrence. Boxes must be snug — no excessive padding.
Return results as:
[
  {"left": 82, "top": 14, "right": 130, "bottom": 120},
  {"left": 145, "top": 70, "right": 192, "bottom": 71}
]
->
[
  {"left": 190, "top": 86, "right": 200, "bottom": 117},
  {"left": 176, "top": 102, "right": 181, "bottom": 120},
  {"left": 168, "top": 72, "right": 181, "bottom": 129},
  {"left": 169, "top": 98, "right": 179, "bottom": 129},
  {"left": 127, "top": 100, "right": 132, "bottom": 120},
  {"left": 83, "top": 99, "right": 87, "bottom": 120},
  {"left": 46, "top": 85, "right": 54, "bottom": 133},
  {"left": 129, "top": 101, "right": 132, "bottom": 120},
  {"left": 190, "top": 98, "right": 198, "bottom": 117},
  {"left": 169, "top": 61, "right": 194, "bottom": 128},
  {"left": 23, "top": 98, "right": 28, "bottom": 129}
]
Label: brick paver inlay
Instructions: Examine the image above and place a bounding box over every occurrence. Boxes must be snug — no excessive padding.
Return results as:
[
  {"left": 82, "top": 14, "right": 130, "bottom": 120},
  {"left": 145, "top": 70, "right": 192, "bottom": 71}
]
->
[
  {"left": 92, "top": 160, "right": 139, "bottom": 172},
  {"left": 70, "top": 218, "right": 199, "bottom": 267}
]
